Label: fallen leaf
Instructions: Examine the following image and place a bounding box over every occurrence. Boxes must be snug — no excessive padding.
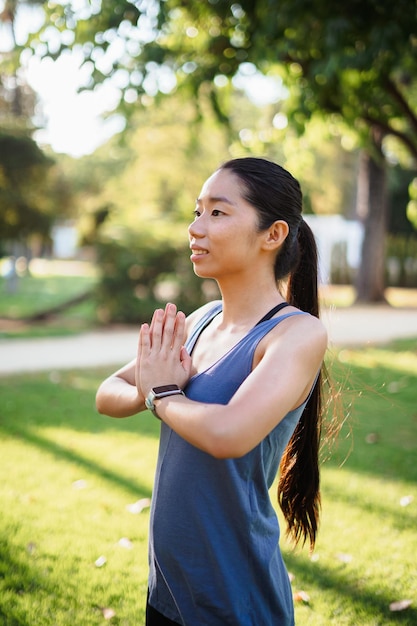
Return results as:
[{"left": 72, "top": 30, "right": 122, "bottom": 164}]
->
[
  {"left": 118, "top": 537, "right": 133, "bottom": 549},
  {"left": 365, "top": 433, "right": 379, "bottom": 444},
  {"left": 126, "top": 497, "right": 151, "bottom": 514},
  {"left": 27, "top": 542, "right": 36, "bottom": 555},
  {"left": 72, "top": 479, "right": 87, "bottom": 490},
  {"left": 101, "top": 607, "right": 116, "bottom": 619},
  {"left": 94, "top": 555, "right": 107, "bottom": 568},
  {"left": 399, "top": 495, "right": 413, "bottom": 507},
  {"left": 389, "top": 599, "right": 412, "bottom": 612},
  {"left": 293, "top": 590, "right": 310, "bottom": 603},
  {"left": 387, "top": 381, "right": 400, "bottom": 394},
  {"left": 335, "top": 552, "right": 353, "bottom": 563}
]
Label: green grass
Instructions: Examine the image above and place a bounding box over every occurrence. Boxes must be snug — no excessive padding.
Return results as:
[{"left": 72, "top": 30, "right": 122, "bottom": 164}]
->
[
  {"left": 0, "top": 340, "right": 417, "bottom": 625},
  {"left": 0, "top": 274, "right": 94, "bottom": 318},
  {"left": 0, "top": 262, "right": 98, "bottom": 338},
  {"left": 283, "top": 337, "right": 417, "bottom": 625},
  {"left": 0, "top": 369, "right": 156, "bottom": 626}
]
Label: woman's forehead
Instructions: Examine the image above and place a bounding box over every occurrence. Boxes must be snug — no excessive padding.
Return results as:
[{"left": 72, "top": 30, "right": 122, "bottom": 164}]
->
[{"left": 199, "top": 169, "right": 241, "bottom": 199}]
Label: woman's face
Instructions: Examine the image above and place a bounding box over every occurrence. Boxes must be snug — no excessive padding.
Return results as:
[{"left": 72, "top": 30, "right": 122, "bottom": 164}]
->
[{"left": 188, "top": 168, "right": 265, "bottom": 280}]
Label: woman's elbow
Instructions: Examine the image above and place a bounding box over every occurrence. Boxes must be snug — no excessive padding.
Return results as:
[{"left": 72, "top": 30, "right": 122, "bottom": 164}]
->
[
  {"left": 95, "top": 387, "right": 108, "bottom": 415},
  {"left": 204, "top": 424, "right": 251, "bottom": 459},
  {"left": 95, "top": 380, "right": 117, "bottom": 416}
]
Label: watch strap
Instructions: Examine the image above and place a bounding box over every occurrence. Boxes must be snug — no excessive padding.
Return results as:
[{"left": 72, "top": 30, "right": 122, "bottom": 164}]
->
[{"left": 145, "top": 385, "right": 184, "bottom": 417}]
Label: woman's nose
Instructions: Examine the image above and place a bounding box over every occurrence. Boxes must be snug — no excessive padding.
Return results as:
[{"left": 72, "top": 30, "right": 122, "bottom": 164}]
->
[{"left": 188, "top": 216, "right": 204, "bottom": 239}]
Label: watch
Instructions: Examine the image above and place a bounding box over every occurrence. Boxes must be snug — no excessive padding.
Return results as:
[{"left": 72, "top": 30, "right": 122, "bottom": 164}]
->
[{"left": 145, "top": 384, "right": 185, "bottom": 417}]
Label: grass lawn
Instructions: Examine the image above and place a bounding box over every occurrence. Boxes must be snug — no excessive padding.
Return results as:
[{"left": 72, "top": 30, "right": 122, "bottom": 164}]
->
[
  {"left": 1, "top": 343, "right": 417, "bottom": 623},
  {"left": 0, "top": 260, "right": 98, "bottom": 338}
]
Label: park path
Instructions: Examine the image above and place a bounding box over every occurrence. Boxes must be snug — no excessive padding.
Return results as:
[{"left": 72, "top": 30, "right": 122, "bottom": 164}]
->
[{"left": 0, "top": 305, "right": 416, "bottom": 376}]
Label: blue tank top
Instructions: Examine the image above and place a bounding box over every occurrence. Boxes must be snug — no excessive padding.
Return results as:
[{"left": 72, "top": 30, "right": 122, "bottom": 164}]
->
[{"left": 148, "top": 303, "right": 308, "bottom": 626}]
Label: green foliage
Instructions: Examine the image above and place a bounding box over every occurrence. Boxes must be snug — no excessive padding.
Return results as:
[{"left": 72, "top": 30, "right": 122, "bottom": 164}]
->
[
  {"left": 407, "top": 177, "right": 417, "bottom": 230},
  {"left": 95, "top": 235, "right": 216, "bottom": 324},
  {"left": 88, "top": 93, "right": 230, "bottom": 231},
  {"left": 0, "top": 2, "right": 77, "bottom": 247},
  {"left": 27, "top": 0, "right": 417, "bottom": 164},
  {"left": 11, "top": 0, "right": 417, "bottom": 304},
  {"left": 388, "top": 166, "right": 416, "bottom": 236},
  {"left": 0, "top": 132, "right": 53, "bottom": 240}
]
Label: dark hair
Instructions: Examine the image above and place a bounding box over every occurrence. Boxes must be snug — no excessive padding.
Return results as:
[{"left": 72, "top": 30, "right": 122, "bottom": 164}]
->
[{"left": 220, "top": 157, "right": 323, "bottom": 549}]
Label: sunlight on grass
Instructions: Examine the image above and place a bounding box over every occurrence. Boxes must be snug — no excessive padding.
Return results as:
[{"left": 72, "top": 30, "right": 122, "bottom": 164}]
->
[
  {"left": 284, "top": 465, "right": 417, "bottom": 625},
  {"left": 1, "top": 341, "right": 417, "bottom": 624},
  {"left": 0, "top": 370, "right": 155, "bottom": 625},
  {"left": 338, "top": 346, "right": 417, "bottom": 375}
]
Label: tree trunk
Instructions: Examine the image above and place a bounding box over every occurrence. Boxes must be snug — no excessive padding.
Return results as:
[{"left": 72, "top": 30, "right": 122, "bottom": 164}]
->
[{"left": 355, "top": 130, "right": 388, "bottom": 303}]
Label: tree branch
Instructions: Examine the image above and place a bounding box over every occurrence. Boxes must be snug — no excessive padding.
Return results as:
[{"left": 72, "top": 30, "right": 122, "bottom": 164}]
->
[
  {"left": 383, "top": 75, "right": 417, "bottom": 137},
  {"left": 361, "top": 114, "right": 417, "bottom": 162}
]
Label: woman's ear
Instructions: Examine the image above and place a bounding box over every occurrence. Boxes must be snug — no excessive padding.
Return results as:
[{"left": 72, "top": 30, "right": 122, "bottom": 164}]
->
[{"left": 262, "top": 220, "right": 289, "bottom": 250}]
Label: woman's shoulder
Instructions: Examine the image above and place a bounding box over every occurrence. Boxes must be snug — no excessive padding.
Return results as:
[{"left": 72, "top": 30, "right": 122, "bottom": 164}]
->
[
  {"left": 264, "top": 308, "right": 328, "bottom": 354},
  {"left": 254, "top": 310, "right": 327, "bottom": 377}
]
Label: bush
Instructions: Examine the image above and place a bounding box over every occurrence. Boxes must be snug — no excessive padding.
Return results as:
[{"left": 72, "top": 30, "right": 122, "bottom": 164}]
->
[{"left": 94, "top": 235, "right": 218, "bottom": 324}]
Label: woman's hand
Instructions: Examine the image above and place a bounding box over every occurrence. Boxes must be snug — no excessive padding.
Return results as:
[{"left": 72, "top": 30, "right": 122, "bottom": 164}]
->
[{"left": 137, "top": 303, "right": 192, "bottom": 397}]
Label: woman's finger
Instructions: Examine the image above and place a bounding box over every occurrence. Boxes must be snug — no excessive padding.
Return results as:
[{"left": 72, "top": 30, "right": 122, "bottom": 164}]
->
[
  {"left": 139, "top": 323, "right": 151, "bottom": 355},
  {"left": 150, "top": 308, "right": 164, "bottom": 349},
  {"left": 172, "top": 311, "right": 186, "bottom": 352},
  {"left": 162, "top": 303, "right": 178, "bottom": 348}
]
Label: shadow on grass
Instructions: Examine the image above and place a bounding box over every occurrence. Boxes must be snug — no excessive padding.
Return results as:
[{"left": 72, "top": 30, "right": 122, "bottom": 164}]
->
[
  {"left": 1, "top": 345, "right": 417, "bottom": 489},
  {"left": 0, "top": 369, "right": 160, "bottom": 436},
  {"left": 0, "top": 534, "right": 49, "bottom": 626},
  {"left": 285, "top": 550, "right": 417, "bottom": 624},
  {"left": 0, "top": 371, "right": 159, "bottom": 512},
  {"left": 1, "top": 422, "right": 153, "bottom": 500},
  {"left": 322, "top": 480, "right": 417, "bottom": 533}
]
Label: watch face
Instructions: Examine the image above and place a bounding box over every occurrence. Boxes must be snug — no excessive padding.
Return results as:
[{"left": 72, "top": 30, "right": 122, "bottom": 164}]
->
[{"left": 153, "top": 384, "right": 180, "bottom": 394}]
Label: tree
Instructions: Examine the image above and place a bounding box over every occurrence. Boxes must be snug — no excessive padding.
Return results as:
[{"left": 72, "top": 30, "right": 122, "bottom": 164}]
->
[
  {"left": 0, "top": 132, "right": 53, "bottom": 241},
  {"left": 0, "top": 0, "right": 46, "bottom": 119},
  {"left": 25, "top": 0, "right": 417, "bottom": 301},
  {"left": 0, "top": 0, "right": 75, "bottom": 263}
]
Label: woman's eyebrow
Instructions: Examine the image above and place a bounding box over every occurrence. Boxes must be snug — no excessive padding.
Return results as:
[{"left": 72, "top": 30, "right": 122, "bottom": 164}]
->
[{"left": 195, "top": 195, "right": 236, "bottom": 206}]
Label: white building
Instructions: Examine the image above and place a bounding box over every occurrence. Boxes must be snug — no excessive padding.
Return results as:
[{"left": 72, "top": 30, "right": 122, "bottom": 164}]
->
[{"left": 304, "top": 215, "right": 364, "bottom": 284}]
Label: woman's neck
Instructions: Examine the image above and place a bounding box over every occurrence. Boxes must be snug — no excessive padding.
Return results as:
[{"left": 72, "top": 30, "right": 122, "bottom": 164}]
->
[{"left": 215, "top": 274, "right": 286, "bottom": 330}]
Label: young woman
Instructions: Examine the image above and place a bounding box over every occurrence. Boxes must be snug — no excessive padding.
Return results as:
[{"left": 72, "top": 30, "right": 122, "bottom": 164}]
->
[{"left": 96, "top": 157, "right": 329, "bottom": 626}]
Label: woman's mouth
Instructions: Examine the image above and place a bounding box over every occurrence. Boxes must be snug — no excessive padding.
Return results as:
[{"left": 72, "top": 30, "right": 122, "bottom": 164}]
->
[{"left": 190, "top": 248, "right": 209, "bottom": 261}]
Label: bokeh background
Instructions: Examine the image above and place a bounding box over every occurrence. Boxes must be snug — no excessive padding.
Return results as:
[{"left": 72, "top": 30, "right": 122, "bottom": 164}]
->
[{"left": 1, "top": 1, "right": 417, "bottom": 624}]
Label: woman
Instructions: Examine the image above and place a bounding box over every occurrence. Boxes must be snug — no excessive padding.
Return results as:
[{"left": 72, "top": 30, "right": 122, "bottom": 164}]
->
[{"left": 96, "top": 157, "right": 329, "bottom": 625}]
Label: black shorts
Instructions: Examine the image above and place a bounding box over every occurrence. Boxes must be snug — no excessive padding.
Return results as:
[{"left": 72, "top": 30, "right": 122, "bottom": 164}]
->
[{"left": 146, "top": 598, "right": 182, "bottom": 626}]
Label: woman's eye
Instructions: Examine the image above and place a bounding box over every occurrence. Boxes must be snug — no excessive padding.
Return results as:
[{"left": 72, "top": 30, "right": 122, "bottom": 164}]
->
[{"left": 193, "top": 208, "right": 223, "bottom": 218}]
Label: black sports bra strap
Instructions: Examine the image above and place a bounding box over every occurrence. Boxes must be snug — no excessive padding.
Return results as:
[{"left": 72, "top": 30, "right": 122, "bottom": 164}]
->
[{"left": 255, "top": 302, "right": 290, "bottom": 326}]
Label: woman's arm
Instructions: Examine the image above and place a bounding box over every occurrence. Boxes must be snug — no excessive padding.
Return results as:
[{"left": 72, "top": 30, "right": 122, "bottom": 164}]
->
[
  {"left": 140, "top": 307, "right": 327, "bottom": 458},
  {"left": 96, "top": 359, "right": 146, "bottom": 418}
]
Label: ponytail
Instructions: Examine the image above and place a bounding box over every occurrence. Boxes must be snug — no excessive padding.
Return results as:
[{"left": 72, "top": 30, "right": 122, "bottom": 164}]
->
[
  {"left": 287, "top": 219, "right": 319, "bottom": 317},
  {"left": 278, "top": 218, "right": 323, "bottom": 550},
  {"left": 219, "top": 157, "right": 336, "bottom": 550}
]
